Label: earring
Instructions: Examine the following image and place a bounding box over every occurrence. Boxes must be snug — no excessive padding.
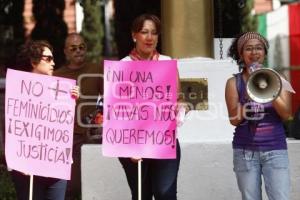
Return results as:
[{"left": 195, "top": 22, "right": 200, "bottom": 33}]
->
[{"left": 133, "top": 38, "right": 136, "bottom": 42}]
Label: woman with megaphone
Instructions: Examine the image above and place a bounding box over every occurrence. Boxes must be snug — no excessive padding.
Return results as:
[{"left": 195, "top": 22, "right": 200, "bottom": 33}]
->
[{"left": 225, "top": 32, "right": 291, "bottom": 200}]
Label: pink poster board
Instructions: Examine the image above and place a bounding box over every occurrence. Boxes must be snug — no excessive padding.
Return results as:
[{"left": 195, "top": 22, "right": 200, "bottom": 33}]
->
[
  {"left": 5, "top": 69, "right": 76, "bottom": 180},
  {"left": 102, "top": 60, "right": 178, "bottom": 159}
]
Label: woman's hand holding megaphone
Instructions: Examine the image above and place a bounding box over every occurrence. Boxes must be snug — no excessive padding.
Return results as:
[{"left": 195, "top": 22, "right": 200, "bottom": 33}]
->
[{"left": 248, "top": 62, "right": 263, "bottom": 73}]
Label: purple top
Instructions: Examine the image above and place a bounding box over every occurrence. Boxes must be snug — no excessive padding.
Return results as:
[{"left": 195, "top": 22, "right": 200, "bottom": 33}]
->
[{"left": 232, "top": 73, "right": 287, "bottom": 151}]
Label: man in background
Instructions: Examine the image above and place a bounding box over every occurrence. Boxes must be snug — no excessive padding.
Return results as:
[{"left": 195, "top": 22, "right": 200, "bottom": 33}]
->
[{"left": 54, "top": 33, "right": 103, "bottom": 200}]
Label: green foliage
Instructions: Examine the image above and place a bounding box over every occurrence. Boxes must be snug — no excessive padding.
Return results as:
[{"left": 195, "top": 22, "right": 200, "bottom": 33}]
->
[
  {"left": 240, "top": 0, "right": 258, "bottom": 32},
  {"left": 0, "top": 151, "right": 16, "bottom": 200},
  {"left": 80, "top": 0, "right": 104, "bottom": 64}
]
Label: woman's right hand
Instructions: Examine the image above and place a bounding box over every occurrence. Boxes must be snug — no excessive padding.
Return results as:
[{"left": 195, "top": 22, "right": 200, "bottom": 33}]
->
[{"left": 70, "top": 85, "right": 80, "bottom": 100}]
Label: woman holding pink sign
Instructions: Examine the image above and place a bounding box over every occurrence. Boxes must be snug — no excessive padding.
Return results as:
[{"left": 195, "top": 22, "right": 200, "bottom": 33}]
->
[
  {"left": 118, "top": 14, "right": 181, "bottom": 200},
  {"left": 10, "top": 40, "right": 79, "bottom": 200}
]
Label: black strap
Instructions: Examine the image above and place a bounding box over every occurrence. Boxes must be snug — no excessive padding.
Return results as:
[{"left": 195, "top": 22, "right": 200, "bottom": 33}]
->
[{"left": 234, "top": 73, "right": 246, "bottom": 104}]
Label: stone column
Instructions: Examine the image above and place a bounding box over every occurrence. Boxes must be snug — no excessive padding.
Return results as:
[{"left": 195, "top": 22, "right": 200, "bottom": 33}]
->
[{"left": 161, "top": 0, "right": 214, "bottom": 58}]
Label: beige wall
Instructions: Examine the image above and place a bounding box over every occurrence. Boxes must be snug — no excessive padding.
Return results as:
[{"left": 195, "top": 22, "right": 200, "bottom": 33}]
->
[{"left": 161, "top": 0, "right": 214, "bottom": 58}]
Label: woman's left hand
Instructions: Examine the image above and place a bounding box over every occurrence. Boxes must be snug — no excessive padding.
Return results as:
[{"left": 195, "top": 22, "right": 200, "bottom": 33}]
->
[{"left": 70, "top": 86, "right": 80, "bottom": 100}]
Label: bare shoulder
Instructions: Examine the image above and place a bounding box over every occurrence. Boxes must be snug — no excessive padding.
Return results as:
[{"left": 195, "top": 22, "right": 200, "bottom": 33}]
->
[
  {"left": 225, "top": 75, "right": 239, "bottom": 99},
  {"left": 226, "top": 76, "right": 236, "bottom": 88}
]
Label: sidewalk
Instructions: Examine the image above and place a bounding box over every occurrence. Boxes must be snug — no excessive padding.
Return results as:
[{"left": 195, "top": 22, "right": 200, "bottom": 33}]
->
[{"left": 82, "top": 140, "right": 300, "bottom": 200}]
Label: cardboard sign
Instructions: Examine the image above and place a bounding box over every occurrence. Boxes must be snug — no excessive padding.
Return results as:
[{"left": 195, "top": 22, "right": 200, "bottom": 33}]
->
[
  {"left": 102, "top": 60, "right": 178, "bottom": 159},
  {"left": 5, "top": 69, "right": 76, "bottom": 180}
]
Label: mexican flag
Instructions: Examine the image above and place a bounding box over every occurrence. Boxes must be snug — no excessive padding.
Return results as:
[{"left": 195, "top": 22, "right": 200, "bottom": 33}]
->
[{"left": 258, "top": 3, "right": 300, "bottom": 113}]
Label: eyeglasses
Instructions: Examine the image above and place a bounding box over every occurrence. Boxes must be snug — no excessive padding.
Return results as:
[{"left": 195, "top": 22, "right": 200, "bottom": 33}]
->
[
  {"left": 244, "top": 45, "right": 265, "bottom": 53},
  {"left": 68, "top": 44, "right": 86, "bottom": 52},
  {"left": 41, "top": 55, "right": 54, "bottom": 63}
]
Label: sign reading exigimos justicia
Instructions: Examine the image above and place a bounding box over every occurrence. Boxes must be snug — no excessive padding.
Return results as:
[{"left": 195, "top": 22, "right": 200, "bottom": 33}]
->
[{"left": 5, "top": 69, "right": 76, "bottom": 180}]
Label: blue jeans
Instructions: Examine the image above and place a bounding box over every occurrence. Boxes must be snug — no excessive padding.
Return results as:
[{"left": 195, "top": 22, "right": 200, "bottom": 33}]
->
[
  {"left": 233, "top": 149, "right": 290, "bottom": 200},
  {"left": 119, "top": 140, "right": 181, "bottom": 200},
  {"left": 11, "top": 170, "right": 67, "bottom": 200}
]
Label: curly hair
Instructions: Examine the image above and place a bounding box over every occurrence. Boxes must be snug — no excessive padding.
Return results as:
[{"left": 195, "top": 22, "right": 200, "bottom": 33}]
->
[
  {"left": 227, "top": 33, "right": 244, "bottom": 63},
  {"left": 15, "top": 40, "right": 53, "bottom": 72}
]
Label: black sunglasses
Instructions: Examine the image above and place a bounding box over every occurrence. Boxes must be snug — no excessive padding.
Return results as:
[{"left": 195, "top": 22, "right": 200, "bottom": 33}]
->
[
  {"left": 41, "top": 55, "right": 54, "bottom": 63},
  {"left": 69, "top": 44, "right": 86, "bottom": 52}
]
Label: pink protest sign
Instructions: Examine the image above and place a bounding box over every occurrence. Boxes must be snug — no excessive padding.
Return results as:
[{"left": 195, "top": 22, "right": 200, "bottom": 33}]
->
[
  {"left": 102, "top": 60, "right": 178, "bottom": 159},
  {"left": 5, "top": 69, "right": 76, "bottom": 180}
]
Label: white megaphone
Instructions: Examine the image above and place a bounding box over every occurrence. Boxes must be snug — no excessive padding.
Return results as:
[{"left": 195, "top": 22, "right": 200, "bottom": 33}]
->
[{"left": 246, "top": 66, "right": 282, "bottom": 104}]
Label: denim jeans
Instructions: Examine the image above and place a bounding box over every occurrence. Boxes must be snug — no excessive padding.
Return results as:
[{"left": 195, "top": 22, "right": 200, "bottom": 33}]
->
[
  {"left": 233, "top": 149, "right": 290, "bottom": 200},
  {"left": 119, "top": 140, "right": 181, "bottom": 200},
  {"left": 11, "top": 170, "right": 67, "bottom": 200}
]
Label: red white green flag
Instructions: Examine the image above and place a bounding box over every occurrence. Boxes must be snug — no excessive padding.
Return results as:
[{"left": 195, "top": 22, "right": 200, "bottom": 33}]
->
[{"left": 258, "top": 3, "right": 300, "bottom": 113}]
